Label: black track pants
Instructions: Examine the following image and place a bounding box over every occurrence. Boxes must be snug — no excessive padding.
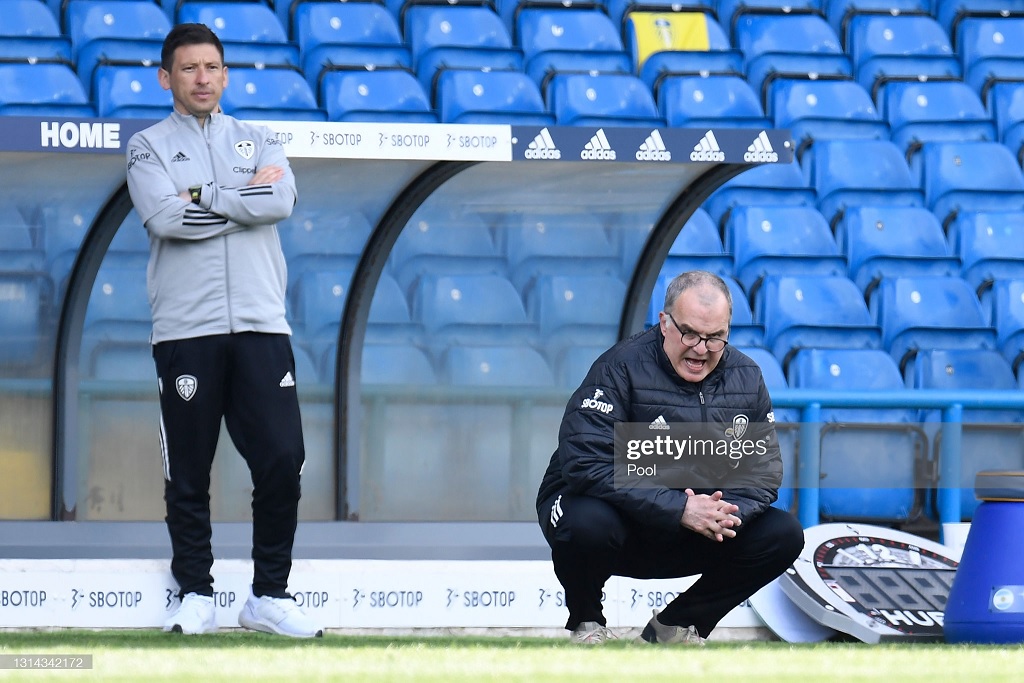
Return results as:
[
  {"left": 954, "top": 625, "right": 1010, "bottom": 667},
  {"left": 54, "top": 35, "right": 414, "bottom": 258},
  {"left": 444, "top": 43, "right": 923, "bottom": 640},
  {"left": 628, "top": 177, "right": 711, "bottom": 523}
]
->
[
  {"left": 154, "top": 332, "right": 305, "bottom": 599},
  {"left": 538, "top": 492, "right": 804, "bottom": 635}
]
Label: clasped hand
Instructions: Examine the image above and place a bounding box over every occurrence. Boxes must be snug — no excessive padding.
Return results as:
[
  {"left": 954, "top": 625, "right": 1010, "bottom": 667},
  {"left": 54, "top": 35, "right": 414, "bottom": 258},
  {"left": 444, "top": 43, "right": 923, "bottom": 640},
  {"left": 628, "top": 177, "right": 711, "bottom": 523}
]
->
[{"left": 680, "top": 489, "right": 741, "bottom": 542}]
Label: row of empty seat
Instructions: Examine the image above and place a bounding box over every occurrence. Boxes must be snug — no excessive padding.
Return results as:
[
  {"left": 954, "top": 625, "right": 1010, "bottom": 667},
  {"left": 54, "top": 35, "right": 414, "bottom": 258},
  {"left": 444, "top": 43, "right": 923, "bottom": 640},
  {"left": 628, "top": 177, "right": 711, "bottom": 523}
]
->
[{"left": 6, "top": 0, "right": 1024, "bottom": 127}]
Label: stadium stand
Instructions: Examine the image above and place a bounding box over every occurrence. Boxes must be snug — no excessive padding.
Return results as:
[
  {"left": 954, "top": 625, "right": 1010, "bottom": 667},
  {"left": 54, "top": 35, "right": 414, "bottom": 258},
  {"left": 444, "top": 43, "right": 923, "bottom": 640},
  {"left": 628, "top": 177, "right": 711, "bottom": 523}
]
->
[
  {"left": 825, "top": 0, "right": 932, "bottom": 47},
  {"left": 835, "top": 205, "right": 959, "bottom": 295},
  {"left": 919, "top": 141, "right": 1024, "bottom": 230},
  {"left": 0, "top": 0, "right": 73, "bottom": 64},
  {"left": 93, "top": 63, "right": 171, "bottom": 118},
  {"left": 957, "top": 16, "right": 1024, "bottom": 98},
  {"left": 517, "top": 8, "right": 632, "bottom": 90},
  {"left": 882, "top": 80, "right": 996, "bottom": 159},
  {"left": 0, "top": 62, "right": 94, "bottom": 116},
  {"left": 936, "top": 0, "right": 1024, "bottom": 52},
  {"left": 320, "top": 68, "right": 437, "bottom": 122},
  {"left": 787, "top": 347, "right": 926, "bottom": 523}
]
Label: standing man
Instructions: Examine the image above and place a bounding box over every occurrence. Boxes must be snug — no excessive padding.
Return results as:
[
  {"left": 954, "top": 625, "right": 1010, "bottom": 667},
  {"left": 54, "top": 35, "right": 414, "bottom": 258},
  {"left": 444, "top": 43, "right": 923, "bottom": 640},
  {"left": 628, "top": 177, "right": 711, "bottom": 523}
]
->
[
  {"left": 126, "top": 23, "right": 321, "bottom": 638},
  {"left": 537, "top": 270, "right": 804, "bottom": 644}
]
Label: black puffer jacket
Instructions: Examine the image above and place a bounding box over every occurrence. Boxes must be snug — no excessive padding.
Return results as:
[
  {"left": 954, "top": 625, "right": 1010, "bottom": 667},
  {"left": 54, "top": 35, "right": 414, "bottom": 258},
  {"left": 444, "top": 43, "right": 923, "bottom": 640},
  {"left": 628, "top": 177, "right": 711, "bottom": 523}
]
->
[{"left": 537, "top": 326, "right": 782, "bottom": 534}]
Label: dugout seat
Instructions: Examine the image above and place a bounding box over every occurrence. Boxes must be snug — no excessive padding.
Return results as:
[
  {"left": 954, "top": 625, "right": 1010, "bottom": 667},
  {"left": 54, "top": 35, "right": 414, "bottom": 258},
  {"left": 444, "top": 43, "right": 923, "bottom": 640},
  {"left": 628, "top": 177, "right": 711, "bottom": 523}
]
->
[
  {"left": 660, "top": 207, "right": 732, "bottom": 279},
  {"left": 756, "top": 274, "right": 881, "bottom": 369},
  {"left": 504, "top": 213, "right": 622, "bottom": 294},
  {"left": 320, "top": 68, "right": 437, "bottom": 123},
  {"left": 836, "top": 205, "right": 959, "bottom": 295},
  {"left": 527, "top": 273, "right": 625, "bottom": 358},
  {"left": 359, "top": 343, "right": 437, "bottom": 387},
  {"left": 411, "top": 273, "right": 534, "bottom": 351},
  {"left": 869, "top": 275, "right": 997, "bottom": 375},
  {"left": 440, "top": 344, "right": 555, "bottom": 387},
  {"left": 278, "top": 210, "right": 372, "bottom": 290},
  {"left": 788, "top": 347, "right": 926, "bottom": 523}
]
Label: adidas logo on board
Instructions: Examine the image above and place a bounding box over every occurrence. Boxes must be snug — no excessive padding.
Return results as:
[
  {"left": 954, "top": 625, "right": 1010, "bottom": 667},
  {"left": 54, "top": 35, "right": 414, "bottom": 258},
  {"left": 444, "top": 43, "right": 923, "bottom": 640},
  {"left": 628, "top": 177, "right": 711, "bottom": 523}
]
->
[
  {"left": 636, "top": 130, "right": 671, "bottom": 161},
  {"left": 525, "top": 128, "right": 561, "bottom": 159},
  {"left": 580, "top": 129, "right": 616, "bottom": 160},
  {"left": 690, "top": 130, "right": 724, "bottom": 162}
]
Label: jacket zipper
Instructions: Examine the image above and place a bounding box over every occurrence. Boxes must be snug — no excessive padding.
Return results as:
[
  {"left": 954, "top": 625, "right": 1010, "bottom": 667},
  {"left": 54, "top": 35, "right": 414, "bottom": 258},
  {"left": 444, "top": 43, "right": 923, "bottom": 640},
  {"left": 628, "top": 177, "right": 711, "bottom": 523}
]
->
[
  {"left": 698, "top": 382, "right": 707, "bottom": 422},
  {"left": 202, "top": 119, "right": 232, "bottom": 331}
]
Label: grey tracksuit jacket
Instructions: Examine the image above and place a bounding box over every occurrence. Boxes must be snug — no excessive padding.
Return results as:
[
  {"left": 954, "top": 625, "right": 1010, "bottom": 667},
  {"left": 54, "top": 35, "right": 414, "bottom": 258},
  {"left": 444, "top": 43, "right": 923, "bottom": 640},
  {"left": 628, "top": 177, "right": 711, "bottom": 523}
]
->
[{"left": 125, "top": 110, "right": 296, "bottom": 344}]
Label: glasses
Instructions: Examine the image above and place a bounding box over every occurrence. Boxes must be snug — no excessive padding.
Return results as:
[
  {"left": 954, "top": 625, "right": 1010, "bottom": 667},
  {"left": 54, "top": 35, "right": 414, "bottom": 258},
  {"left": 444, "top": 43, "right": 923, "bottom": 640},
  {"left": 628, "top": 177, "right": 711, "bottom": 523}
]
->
[{"left": 665, "top": 313, "right": 729, "bottom": 353}]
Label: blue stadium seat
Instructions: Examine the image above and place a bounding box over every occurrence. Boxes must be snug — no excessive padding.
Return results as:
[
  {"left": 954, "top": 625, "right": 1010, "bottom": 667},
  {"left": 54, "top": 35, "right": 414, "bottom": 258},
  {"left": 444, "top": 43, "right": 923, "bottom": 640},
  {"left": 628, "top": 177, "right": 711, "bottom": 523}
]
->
[
  {"left": 388, "top": 211, "right": 507, "bottom": 294},
  {"left": 936, "top": 1, "right": 1024, "bottom": 52},
  {"left": 911, "top": 347, "right": 1024, "bottom": 521},
  {"left": 496, "top": 0, "right": 611, "bottom": 38},
  {"left": 65, "top": 0, "right": 171, "bottom": 95},
  {"left": 981, "top": 278, "right": 1024, "bottom": 372},
  {"left": 279, "top": 210, "right": 372, "bottom": 290},
  {"left": 527, "top": 273, "right": 624, "bottom": 354},
  {"left": 220, "top": 66, "right": 325, "bottom": 121},
  {"left": 517, "top": 9, "right": 632, "bottom": 89},
  {"left": 0, "top": 271, "right": 49, "bottom": 367},
  {"left": 549, "top": 72, "right": 664, "bottom": 127},
  {"left": 988, "top": 81, "right": 1024, "bottom": 165},
  {"left": 948, "top": 211, "right": 1024, "bottom": 292},
  {"left": 81, "top": 261, "right": 152, "bottom": 370},
  {"left": 755, "top": 274, "right": 881, "bottom": 367},
  {"left": 836, "top": 205, "right": 959, "bottom": 294},
  {"left": 770, "top": 79, "right": 888, "bottom": 159},
  {"left": 869, "top": 275, "right": 997, "bottom": 374},
  {"left": 920, "top": 141, "right": 1024, "bottom": 229},
  {"left": 661, "top": 207, "right": 732, "bottom": 279},
  {"left": 735, "top": 14, "right": 851, "bottom": 107},
  {"left": 555, "top": 344, "right": 611, "bottom": 388},
  {"left": 88, "top": 341, "right": 154, "bottom": 381},
  {"left": 657, "top": 74, "right": 770, "bottom": 129},
  {"left": 0, "top": 219, "right": 45, "bottom": 273},
  {"left": 436, "top": 69, "right": 554, "bottom": 125},
  {"left": 359, "top": 343, "right": 437, "bottom": 386},
  {"left": 725, "top": 205, "right": 846, "bottom": 295},
  {"left": 736, "top": 344, "right": 796, "bottom": 510},
  {"left": 847, "top": 14, "right": 961, "bottom": 103},
  {"left": 0, "top": 0, "right": 72, "bottom": 64},
  {"left": 804, "top": 138, "right": 922, "bottom": 228},
  {"left": 440, "top": 344, "right": 554, "bottom": 386},
  {"left": 957, "top": 17, "right": 1024, "bottom": 98},
  {"left": 320, "top": 68, "right": 437, "bottom": 122},
  {"left": 295, "top": 2, "right": 410, "bottom": 93},
  {"left": 716, "top": 0, "right": 822, "bottom": 34},
  {"left": 883, "top": 80, "right": 996, "bottom": 158},
  {"left": 628, "top": 10, "right": 743, "bottom": 93},
  {"left": 0, "top": 62, "right": 94, "bottom": 116},
  {"left": 290, "top": 266, "right": 354, "bottom": 342},
  {"left": 176, "top": 2, "right": 297, "bottom": 69},
  {"left": 702, "top": 159, "right": 816, "bottom": 230},
  {"left": 93, "top": 64, "right": 171, "bottom": 118},
  {"left": 505, "top": 214, "right": 622, "bottom": 293},
  {"left": 825, "top": 0, "right": 931, "bottom": 46},
  {"left": 787, "top": 347, "right": 925, "bottom": 522},
  {"left": 405, "top": 6, "right": 522, "bottom": 97},
  {"left": 412, "top": 273, "right": 533, "bottom": 351}
]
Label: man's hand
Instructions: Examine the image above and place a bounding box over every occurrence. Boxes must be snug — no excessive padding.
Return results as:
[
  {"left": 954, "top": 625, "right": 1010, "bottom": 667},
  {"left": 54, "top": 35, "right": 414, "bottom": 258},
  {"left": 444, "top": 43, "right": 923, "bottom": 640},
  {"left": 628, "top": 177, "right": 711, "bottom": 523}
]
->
[
  {"left": 249, "top": 165, "right": 285, "bottom": 186},
  {"left": 680, "top": 489, "right": 742, "bottom": 542}
]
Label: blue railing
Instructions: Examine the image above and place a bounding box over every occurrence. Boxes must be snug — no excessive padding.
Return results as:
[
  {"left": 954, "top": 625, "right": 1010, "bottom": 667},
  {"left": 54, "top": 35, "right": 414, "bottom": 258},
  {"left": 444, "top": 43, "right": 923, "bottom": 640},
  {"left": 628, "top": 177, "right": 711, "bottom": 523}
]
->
[{"left": 772, "top": 389, "right": 1024, "bottom": 533}]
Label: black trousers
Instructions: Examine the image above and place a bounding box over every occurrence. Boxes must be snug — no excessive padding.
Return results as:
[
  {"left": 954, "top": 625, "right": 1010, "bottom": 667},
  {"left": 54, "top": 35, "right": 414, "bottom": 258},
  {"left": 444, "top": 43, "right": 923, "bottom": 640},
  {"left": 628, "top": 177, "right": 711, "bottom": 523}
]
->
[
  {"left": 538, "top": 491, "right": 804, "bottom": 636},
  {"left": 153, "top": 332, "right": 305, "bottom": 599}
]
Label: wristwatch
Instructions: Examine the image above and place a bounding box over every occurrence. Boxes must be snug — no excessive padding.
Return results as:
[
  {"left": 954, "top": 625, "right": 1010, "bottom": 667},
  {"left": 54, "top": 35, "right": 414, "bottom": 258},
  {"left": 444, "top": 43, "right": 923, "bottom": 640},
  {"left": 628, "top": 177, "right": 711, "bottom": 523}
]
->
[{"left": 188, "top": 184, "right": 202, "bottom": 205}]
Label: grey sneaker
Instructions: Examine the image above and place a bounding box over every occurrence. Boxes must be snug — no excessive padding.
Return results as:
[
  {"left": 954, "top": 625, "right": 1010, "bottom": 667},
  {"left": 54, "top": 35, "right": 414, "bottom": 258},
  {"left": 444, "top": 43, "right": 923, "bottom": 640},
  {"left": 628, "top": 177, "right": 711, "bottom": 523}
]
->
[
  {"left": 163, "top": 593, "right": 216, "bottom": 635},
  {"left": 571, "top": 621, "right": 616, "bottom": 644},
  {"left": 238, "top": 589, "right": 323, "bottom": 638},
  {"left": 638, "top": 609, "right": 705, "bottom": 645}
]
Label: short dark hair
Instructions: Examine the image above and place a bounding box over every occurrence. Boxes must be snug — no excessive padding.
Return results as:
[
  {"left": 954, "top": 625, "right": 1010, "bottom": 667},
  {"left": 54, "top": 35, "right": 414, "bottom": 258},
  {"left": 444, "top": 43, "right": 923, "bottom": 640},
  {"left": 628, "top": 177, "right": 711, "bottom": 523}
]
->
[
  {"left": 160, "top": 23, "right": 224, "bottom": 72},
  {"left": 664, "top": 270, "right": 733, "bottom": 320}
]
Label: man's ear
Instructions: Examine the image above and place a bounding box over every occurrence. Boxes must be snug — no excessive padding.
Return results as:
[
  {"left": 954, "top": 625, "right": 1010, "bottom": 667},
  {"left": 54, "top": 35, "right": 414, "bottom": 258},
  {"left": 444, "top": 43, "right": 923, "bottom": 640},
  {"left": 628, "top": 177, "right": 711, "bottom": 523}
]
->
[{"left": 157, "top": 68, "right": 171, "bottom": 91}]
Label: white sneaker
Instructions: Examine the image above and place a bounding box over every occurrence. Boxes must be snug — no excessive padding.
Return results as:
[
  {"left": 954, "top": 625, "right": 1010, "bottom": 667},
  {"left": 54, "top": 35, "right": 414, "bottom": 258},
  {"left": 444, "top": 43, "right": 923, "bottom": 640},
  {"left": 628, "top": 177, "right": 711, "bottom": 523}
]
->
[
  {"left": 164, "top": 593, "right": 216, "bottom": 635},
  {"left": 571, "top": 621, "right": 617, "bottom": 644},
  {"left": 238, "top": 589, "right": 323, "bottom": 638}
]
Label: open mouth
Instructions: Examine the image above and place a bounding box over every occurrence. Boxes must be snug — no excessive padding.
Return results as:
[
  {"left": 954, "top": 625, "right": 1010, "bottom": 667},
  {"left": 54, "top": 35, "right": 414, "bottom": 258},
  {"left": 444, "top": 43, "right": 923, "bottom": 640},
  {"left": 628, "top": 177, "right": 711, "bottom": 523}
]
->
[{"left": 684, "top": 358, "right": 706, "bottom": 373}]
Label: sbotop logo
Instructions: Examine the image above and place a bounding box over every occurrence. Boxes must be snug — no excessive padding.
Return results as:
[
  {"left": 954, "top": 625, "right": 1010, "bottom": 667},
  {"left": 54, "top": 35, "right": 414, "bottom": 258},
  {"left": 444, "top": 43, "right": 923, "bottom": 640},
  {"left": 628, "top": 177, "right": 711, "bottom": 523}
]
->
[
  {"left": 581, "top": 389, "right": 614, "bottom": 414},
  {"left": 744, "top": 131, "right": 779, "bottom": 163}
]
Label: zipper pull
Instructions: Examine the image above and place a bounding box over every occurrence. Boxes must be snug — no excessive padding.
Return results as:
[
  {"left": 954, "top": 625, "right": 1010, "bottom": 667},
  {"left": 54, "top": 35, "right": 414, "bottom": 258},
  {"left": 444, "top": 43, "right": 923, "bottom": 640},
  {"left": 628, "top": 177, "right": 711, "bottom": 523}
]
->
[{"left": 699, "top": 390, "right": 705, "bottom": 405}]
